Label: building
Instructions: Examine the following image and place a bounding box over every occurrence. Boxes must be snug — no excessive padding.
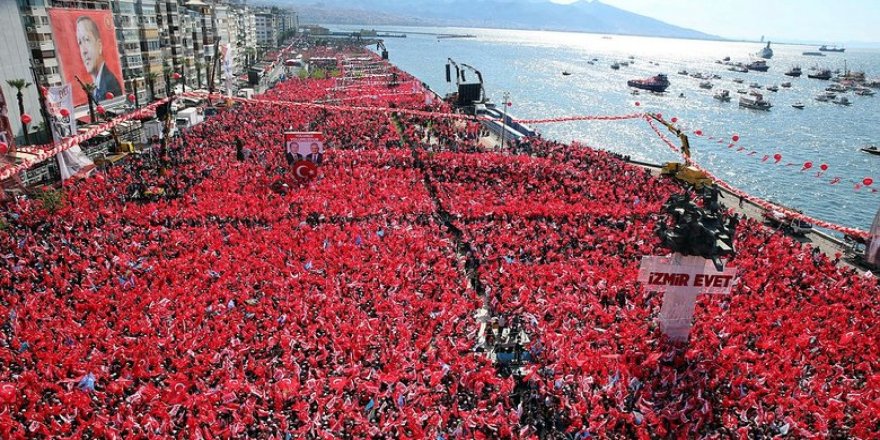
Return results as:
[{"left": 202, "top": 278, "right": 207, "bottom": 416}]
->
[
  {"left": 0, "top": 0, "right": 43, "bottom": 142},
  {"left": 136, "top": 0, "right": 164, "bottom": 101},
  {"left": 253, "top": 10, "right": 277, "bottom": 49}
]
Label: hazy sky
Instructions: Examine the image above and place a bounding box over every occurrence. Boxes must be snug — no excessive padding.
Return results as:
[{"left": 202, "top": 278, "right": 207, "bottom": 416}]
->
[{"left": 550, "top": 0, "right": 880, "bottom": 43}]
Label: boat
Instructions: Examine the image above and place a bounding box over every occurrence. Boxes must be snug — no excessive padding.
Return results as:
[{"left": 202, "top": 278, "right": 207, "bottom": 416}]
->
[
  {"left": 832, "top": 96, "right": 851, "bottom": 106},
  {"left": 587, "top": 61, "right": 595, "bottom": 65},
  {"left": 803, "top": 51, "right": 826, "bottom": 57},
  {"left": 746, "top": 59, "right": 770, "bottom": 72},
  {"left": 611, "top": 62, "right": 620, "bottom": 70},
  {"left": 766, "top": 85, "right": 779, "bottom": 92},
  {"left": 562, "top": 71, "right": 572, "bottom": 76},
  {"left": 728, "top": 65, "right": 749, "bottom": 73},
  {"left": 713, "top": 89, "right": 731, "bottom": 102},
  {"left": 861, "top": 145, "right": 880, "bottom": 155},
  {"left": 749, "top": 82, "right": 762, "bottom": 89},
  {"left": 784, "top": 66, "right": 803, "bottom": 77},
  {"left": 736, "top": 89, "right": 748, "bottom": 94},
  {"left": 826, "top": 84, "right": 847, "bottom": 93},
  {"left": 699, "top": 81, "right": 713, "bottom": 89},
  {"left": 757, "top": 41, "right": 774, "bottom": 59},
  {"left": 781, "top": 81, "right": 792, "bottom": 88},
  {"left": 819, "top": 45, "right": 845, "bottom": 53},
  {"left": 723, "top": 56, "right": 731, "bottom": 62},
  {"left": 815, "top": 93, "right": 833, "bottom": 102},
  {"left": 678, "top": 69, "right": 689, "bottom": 75},
  {"left": 792, "top": 102, "right": 805, "bottom": 109},
  {"left": 733, "top": 78, "right": 744, "bottom": 84},
  {"left": 739, "top": 91, "right": 772, "bottom": 110},
  {"left": 619, "top": 61, "right": 630, "bottom": 67},
  {"left": 627, "top": 74, "right": 670, "bottom": 93},
  {"left": 808, "top": 69, "right": 832, "bottom": 80},
  {"left": 855, "top": 88, "right": 875, "bottom": 96}
]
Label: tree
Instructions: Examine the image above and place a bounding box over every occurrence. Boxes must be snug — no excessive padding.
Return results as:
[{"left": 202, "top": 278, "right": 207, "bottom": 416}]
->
[
  {"left": 195, "top": 61, "right": 204, "bottom": 89},
  {"left": 163, "top": 63, "right": 173, "bottom": 96},
  {"left": 145, "top": 71, "right": 159, "bottom": 101},
  {"left": 6, "top": 79, "right": 31, "bottom": 144}
]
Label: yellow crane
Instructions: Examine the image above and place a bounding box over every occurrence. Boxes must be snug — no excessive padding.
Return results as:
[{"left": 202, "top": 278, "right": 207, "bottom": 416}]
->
[{"left": 648, "top": 113, "right": 713, "bottom": 190}]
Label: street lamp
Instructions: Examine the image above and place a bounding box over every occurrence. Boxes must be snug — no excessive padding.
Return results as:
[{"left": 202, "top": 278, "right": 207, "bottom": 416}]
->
[{"left": 501, "top": 91, "right": 510, "bottom": 149}]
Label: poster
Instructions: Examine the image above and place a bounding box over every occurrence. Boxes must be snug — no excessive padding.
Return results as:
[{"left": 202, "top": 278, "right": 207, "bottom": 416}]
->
[
  {"left": 869, "top": 205, "right": 880, "bottom": 267},
  {"left": 47, "top": 84, "right": 94, "bottom": 180},
  {"left": 637, "top": 254, "right": 737, "bottom": 342},
  {"left": 283, "top": 132, "right": 324, "bottom": 164},
  {"left": 221, "top": 43, "right": 234, "bottom": 97},
  {"left": 0, "top": 85, "right": 12, "bottom": 151},
  {"left": 48, "top": 8, "right": 124, "bottom": 107}
]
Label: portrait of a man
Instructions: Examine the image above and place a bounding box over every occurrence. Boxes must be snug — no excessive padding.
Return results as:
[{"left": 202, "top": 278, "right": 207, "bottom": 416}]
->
[{"left": 77, "top": 16, "right": 122, "bottom": 102}]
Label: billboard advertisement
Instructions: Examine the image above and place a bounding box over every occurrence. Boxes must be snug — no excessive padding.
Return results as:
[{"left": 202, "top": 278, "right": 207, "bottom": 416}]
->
[{"left": 48, "top": 8, "right": 124, "bottom": 107}]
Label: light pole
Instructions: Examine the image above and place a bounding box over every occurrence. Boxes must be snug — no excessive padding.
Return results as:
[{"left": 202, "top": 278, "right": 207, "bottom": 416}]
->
[{"left": 501, "top": 91, "right": 510, "bottom": 150}]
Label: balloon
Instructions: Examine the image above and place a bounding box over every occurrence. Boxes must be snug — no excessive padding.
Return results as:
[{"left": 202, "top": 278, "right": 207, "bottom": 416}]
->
[
  {"left": 732, "top": 135, "right": 740, "bottom": 142},
  {"left": 105, "top": 92, "right": 114, "bottom": 100},
  {"left": 0, "top": 142, "right": 7, "bottom": 155},
  {"left": 773, "top": 153, "right": 782, "bottom": 163},
  {"left": 40, "top": 86, "right": 48, "bottom": 96},
  {"left": 127, "top": 94, "right": 136, "bottom": 102},
  {"left": 60, "top": 108, "right": 70, "bottom": 117},
  {"left": 695, "top": 130, "right": 703, "bottom": 136},
  {"left": 670, "top": 117, "right": 678, "bottom": 123},
  {"left": 802, "top": 161, "right": 813, "bottom": 170},
  {"left": 634, "top": 102, "right": 640, "bottom": 107},
  {"left": 96, "top": 105, "right": 105, "bottom": 115},
  {"left": 20, "top": 114, "right": 32, "bottom": 125},
  {"left": 820, "top": 164, "right": 828, "bottom": 171},
  {"left": 172, "top": 72, "right": 182, "bottom": 80},
  {"left": 864, "top": 177, "right": 874, "bottom": 186},
  {"left": 656, "top": 113, "right": 662, "bottom": 119}
]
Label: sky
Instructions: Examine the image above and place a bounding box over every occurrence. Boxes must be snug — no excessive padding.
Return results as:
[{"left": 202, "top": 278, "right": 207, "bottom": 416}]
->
[{"left": 549, "top": 0, "right": 880, "bottom": 43}]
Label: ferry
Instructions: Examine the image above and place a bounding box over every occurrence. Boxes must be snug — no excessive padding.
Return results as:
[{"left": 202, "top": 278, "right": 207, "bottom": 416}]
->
[
  {"left": 739, "top": 91, "right": 772, "bottom": 110},
  {"left": 627, "top": 74, "right": 670, "bottom": 93}
]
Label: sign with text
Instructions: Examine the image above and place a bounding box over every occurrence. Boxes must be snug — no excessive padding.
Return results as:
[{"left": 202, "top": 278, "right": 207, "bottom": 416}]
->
[
  {"left": 638, "top": 254, "right": 738, "bottom": 342},
  {"left": 283, "top": 131, "right": 324, "bottom": 165}
]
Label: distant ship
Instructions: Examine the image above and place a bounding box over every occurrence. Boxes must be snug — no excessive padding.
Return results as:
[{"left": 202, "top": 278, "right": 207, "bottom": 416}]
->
[
  {"left": 746, "top": 59, "right": 770, "bottom": 72},
  {"left": 784, "top": 66, "right": 802, "bottom": 77},
  {"left": 757, "top": 42, "right": 773, "bottom": 59},
  {"left": 627, "top": 74, "right": 670, "bottom": 93},
  {"left": 803, "top": 51, "right": 826, "bottom": 57},
  {"left": 819, "top": 45, "right": 845, "bottom": 53}
]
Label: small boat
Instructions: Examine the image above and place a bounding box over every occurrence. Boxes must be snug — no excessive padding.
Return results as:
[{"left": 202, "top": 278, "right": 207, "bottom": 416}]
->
[
  {"left": 728, "top": 65, "right": 749, "bottom": 73},
  {"left": 855, "top": 88, "right": 875, "bottom": 96},
  {"left": 736, "top": 88, "right": 748, "bottom": 94},
  {"left": 739, "top": 91, "right": 772, "bottom": 110},
  {"left": 611, "top": 62, "right": 620, "bottom": 70},
  {"left": 861, "top": 145, "right": 880, "bottom": 155},
  {"left": 803, "top": 51, "right": 826, "bottom": 57},
  {"left": 733, "top": 78, "right": 744, "bottom": 84},
  {"left": 819, "top": 45, "right": 845, "bottom": 53},
  {"left": 826, "top": 84, "right": 847, "bottom": 93},
  {"left": 699, "top": 81, "right": 713, "bottom": 89},
  {"left": 746, "top": 59, "right": 770, "bottom": 72},
  {"left": 562, "top": 71, "right": 572, "bottom": 76},
  {"left": 781, "top": 81, "right": 792, "bottom": 88},
  {"left": 833, "top": 96, "right": 851, "bottom": 106},
  {"left": 713, "top": 89, "right": 731, "bottom": 102},
  {"left": 678, "top": 69, "right": 689, "bottom": 75},
  {"left": 784, "top": 66, "right": 803, "bottom": 77},
  {"left": 627, "top": 73, "right": 670, "bottom": 93},
  {"left": 587, "top": 61, "right": 595, "bottom": 65},
  {"left": 815, "top": 93, "right": 832, "bottom": 102},
  {"left": 792, "top": 102, "right": 805, "bottom": 109},
  {"left": 750, "top": 82, "right": 762, "bottom": 89},
  {"left": 808, "top": 69, "right": 832, "bottom": 80},
  {"left": 757, "top": 42, "right": 774, "bottom": 59},
  {"left": 631, "top": 90, "right": 640, "bottom": 95},
  {"left": 620, "top": 61, "right": 630, "bottom": 67},
  {"left": 766, "top": 85, "right": 779, "bottom": 92},
  {"left": 723, "top": 56, "right": 731, "bottom": 61}
]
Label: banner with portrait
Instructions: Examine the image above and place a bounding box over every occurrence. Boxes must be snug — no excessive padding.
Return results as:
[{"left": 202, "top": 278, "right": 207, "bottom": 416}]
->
[
  {"left": 48, "top": 8, "right": 125, "bottom": 107},
  {"left": 283, "top": 131, "right": 324, "bottom": 165},
  {"left": 47, "top": 84, "right": 94, "bottom": 180}
]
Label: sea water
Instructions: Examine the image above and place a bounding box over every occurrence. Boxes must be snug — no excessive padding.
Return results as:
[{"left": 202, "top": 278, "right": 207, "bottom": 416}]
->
[{"left": 336, "top": 25, "right": 880, "bottom": 231}]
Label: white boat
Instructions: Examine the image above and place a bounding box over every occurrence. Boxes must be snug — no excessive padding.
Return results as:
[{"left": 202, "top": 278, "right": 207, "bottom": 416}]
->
[
  {"left": 833, "top": 96, "right": 851, "bottom": 106},
  {"left": 678, "top": 69, "right": 689, "bottom": 75},
  {"left": 750, "top": 82, "right": 762, "bottom": 89},
  {"left": 713, "top": 89, "right": 732, "bottom": 102},
  {"left": 733, "top": 78, "right": 744, "bottom": 84},
  {"left": 792, "top": 102, "right": 805, "bottom": 109},
  {"left": 739, "top": 91, "right": 772, "bottom": 110},
  {"left": 815, "top": 93, "right": 832, "bottom": 102},
  {"left": 826, "top": 84, "right": 847, "bottom": 93},
  {"left": 699, "top": 81, "right": 714, "bottom": 89},
  {"left": 766, "top": 85, "right": 779, "bottom": 92},
  {"left": 736, "top": 88, "right": 748, "bottom": 94},
  {"left": 855, "top": 88, "right": 875, "bottom": 96},
  {"left": 757, "top": 42, "right": 774, "bottom": 59}
]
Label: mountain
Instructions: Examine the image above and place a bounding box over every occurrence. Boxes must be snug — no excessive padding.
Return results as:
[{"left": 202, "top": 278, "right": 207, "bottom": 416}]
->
[{"left": 279, "top": 0, "right": 720, "bottom": 40}]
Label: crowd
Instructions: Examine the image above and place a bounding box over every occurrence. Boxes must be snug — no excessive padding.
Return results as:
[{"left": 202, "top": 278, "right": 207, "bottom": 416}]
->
[{"left": 0, "top": 45, "right": 877, "bottom": 439}]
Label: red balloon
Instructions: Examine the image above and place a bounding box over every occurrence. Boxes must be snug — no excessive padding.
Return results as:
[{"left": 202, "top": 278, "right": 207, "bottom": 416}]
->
[
  {"left": 773, "top": 153, "right": 782, "bottom": 163},
  {"left": 0, "top": 142, "right": 8, "bottom": 155},
  {"left": 634, "top": 101, "right": 640, "bottom": 107},
  {"left": 20, "top": 114, "right": 32, "bottom": 125},
  {"left": 59, "top": 108, "right": 70, "bottom": 117},
  {"left": 40, "top": 86, "right": 48, "bottom": 97},
  {"left": 695, "top": 130, "right": 703, "bottom": 136},
  {"left": 127, "top": 93, "right": 136, "bottom": 102},
  {"left": 820, "top": 164, "right": 828, "bottom": 171},
  {"left": 656, "top": 113, "right": 662, "bottom": 119},
  {"left": 864, "top": 177, "right": 874, "bottom": 186},
  {"left": 802, "top": 161, "right": 813, "bottom": 170},
  {"left": 670, "top": 117, "right": 678, "bottom": 123},
  {"left": 172, "top": 72, "right": 182, "bottom": 80},
  {"left": 732, "top": 135, "right": 740, "bottom": 142},
  {"left": 96, "top": 105, "right": 106, "bottom": 115}
]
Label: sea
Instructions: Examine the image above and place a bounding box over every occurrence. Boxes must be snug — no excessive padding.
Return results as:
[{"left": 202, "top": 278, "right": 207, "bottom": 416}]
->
[{"left": 333, "top": 25, "right": 880, "bottom": 231}]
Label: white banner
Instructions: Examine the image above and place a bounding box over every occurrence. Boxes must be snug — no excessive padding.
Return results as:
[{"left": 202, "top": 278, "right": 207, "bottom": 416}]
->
[
  {"left": 47, "top": 84, "right": 94, "bottom": 180},
  {"left": 638, "top": 254, "right": 738, "bottom": 342},
  {"left": 869, "top": 205, "right": 880, "bottom": 267},
  {"left": 222, "top": 43, "right": 234, "bottom": 97}
]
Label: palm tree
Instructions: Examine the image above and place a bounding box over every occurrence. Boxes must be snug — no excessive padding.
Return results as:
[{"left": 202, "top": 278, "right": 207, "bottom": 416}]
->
[
  {"left": 195, "top": 61, "right": 204, "bottom": 89},
  {"left": 80, "top": 82, "right": 97, "bottom": 123},
  {"left": 163, "top": 63, "right": 173, "bottom": 96},
  {"left": 6, "top": 79, "right": 31, "bottom": 145},
  {"left": 145, "top": 71, "right": 159, "bottom": 101}
]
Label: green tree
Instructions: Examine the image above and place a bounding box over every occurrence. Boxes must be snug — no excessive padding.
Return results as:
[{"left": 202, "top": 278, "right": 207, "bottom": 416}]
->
[
  {"left": 145, "top": 71, "right": 159, "bottom": 101},
  {"left": 5, "top": 79, "right": 31, "bottom": 144},
  {"left": 195, "top": 61, "right": 204, "bottom": 89}
]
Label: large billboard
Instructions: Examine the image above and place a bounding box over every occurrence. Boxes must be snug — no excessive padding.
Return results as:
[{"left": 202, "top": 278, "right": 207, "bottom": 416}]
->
[{"left": 48, "top": 8, "right": 124, "bottom": 107}]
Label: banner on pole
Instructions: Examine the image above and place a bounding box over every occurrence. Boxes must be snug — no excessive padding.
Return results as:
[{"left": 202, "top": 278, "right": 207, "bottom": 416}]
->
[
  {"left": 47, "top": 84, "right": 94, "bottom": 180},
  {"left": 638, "top": 254, "right": 738, "bottom": 342}
]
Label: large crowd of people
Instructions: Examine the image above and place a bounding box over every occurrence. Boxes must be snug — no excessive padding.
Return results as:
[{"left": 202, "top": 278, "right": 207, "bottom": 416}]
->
[{"left": 0, "top": 45, "right": 877, "bottom": 439}]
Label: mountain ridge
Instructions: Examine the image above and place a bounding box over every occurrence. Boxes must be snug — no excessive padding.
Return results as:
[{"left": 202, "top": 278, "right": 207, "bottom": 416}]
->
[{"left": 278, "top": 0, "right": 721, "bottom": 40}]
